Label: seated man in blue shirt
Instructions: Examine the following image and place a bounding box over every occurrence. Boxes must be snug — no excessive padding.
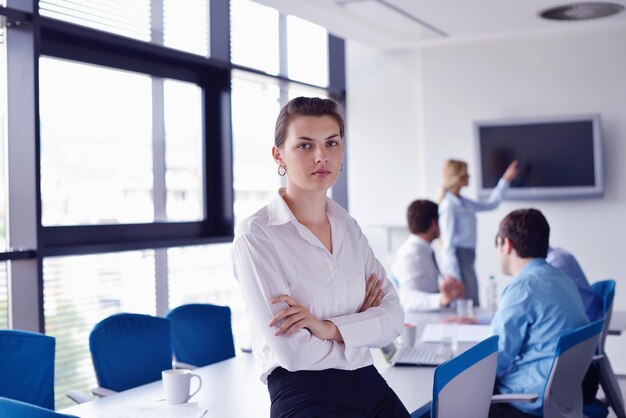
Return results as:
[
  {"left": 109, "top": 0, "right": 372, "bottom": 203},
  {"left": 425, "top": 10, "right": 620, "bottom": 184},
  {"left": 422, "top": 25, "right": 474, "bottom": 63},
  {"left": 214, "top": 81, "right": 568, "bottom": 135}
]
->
[{"left": 489, "top": 209, "right": 588, "bottom": 418}]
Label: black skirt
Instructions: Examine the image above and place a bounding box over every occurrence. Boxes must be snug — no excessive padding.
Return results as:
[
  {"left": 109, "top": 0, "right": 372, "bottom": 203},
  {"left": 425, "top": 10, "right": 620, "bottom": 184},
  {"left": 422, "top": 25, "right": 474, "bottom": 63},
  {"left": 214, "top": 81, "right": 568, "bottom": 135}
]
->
[{"left": 267, "top": 365, "right": 410, "bottom": 418}]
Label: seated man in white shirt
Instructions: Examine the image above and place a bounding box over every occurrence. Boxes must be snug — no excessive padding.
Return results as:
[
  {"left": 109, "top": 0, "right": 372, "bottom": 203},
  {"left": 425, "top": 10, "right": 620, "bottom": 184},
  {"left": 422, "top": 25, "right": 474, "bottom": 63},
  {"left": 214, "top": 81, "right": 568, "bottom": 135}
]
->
[{"left": 391, "top": 199, "right": 465, "bottom": 311}]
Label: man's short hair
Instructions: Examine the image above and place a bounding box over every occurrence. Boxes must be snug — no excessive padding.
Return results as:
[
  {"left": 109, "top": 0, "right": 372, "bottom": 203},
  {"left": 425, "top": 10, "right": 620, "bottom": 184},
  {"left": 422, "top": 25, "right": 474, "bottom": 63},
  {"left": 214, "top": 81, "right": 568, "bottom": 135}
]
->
[
  {"left": 497, "top": 208, "right": 550, "bottom": 258},
  {"left": 407, "top": 200, "right": 439, "bottom": 234}
]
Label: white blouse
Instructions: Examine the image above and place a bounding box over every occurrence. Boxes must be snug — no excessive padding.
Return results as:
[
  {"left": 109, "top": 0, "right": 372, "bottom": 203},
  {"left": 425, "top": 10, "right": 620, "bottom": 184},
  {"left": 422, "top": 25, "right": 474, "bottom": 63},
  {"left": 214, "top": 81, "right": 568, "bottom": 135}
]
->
[{"left": 232, "top": 189, "right": 404, "bottom": 383}]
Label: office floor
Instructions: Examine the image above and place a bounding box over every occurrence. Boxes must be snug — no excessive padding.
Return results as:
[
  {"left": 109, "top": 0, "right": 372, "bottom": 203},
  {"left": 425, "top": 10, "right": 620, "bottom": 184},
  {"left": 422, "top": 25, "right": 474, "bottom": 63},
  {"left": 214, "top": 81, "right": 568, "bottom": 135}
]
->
[{"left": 603, "top": 376, "right": 626, "bottom": 418}]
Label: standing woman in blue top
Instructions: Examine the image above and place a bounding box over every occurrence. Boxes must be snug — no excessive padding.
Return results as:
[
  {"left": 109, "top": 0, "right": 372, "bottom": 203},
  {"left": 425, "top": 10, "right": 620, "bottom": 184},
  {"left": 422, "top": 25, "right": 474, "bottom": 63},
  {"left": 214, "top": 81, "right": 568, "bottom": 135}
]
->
[
  {"left": 233, "top": 97, "right": 409, "bottom": 417},
  {"left": 437, "top": 159, "right": 518, "bottom": 306}
]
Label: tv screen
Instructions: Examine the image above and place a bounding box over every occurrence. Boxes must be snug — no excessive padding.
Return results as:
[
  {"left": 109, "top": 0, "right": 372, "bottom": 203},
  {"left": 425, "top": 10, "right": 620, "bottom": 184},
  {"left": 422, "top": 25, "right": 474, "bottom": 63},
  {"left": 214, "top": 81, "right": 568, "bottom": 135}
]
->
[{"left": 475, "top": 115, "right": 603, "bottom": 199}]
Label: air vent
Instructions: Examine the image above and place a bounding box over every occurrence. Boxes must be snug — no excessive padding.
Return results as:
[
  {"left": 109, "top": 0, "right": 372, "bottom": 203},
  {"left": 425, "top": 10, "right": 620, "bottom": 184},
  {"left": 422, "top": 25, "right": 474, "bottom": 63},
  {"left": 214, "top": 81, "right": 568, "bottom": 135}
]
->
[{"left": 540, "top": 2, "right": 624, "bottom": 20}]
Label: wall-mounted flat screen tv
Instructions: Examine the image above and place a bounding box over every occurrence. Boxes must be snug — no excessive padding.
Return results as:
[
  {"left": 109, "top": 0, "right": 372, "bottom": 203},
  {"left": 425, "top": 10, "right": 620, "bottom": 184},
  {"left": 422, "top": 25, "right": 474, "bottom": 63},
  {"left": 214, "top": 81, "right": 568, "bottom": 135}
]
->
[{"left": 475, "top": 114, "right": 603, "bottom": 199}]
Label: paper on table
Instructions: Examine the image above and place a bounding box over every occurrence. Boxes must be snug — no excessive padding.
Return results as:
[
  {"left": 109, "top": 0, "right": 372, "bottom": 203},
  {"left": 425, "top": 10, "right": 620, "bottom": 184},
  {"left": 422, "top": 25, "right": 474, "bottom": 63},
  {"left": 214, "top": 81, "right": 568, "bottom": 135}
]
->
[
  {"left": 420, "top": 324, "right": 492, "bottom": 343},
  {"left": 97, "top": 402, "right": 207, "bottom": 418}
]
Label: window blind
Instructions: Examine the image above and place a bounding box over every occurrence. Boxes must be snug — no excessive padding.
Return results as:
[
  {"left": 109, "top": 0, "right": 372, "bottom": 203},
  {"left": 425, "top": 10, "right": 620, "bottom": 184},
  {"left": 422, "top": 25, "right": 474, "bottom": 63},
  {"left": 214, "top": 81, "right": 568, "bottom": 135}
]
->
[
  {"left": 39, "top": 0, "right": 152, "bottom": 41},
  {"left": 39, "top": 0, "right": 212, "bottom": 56},
  {"left": 43, "top": 250, "right": 156, "bottom": 409}
]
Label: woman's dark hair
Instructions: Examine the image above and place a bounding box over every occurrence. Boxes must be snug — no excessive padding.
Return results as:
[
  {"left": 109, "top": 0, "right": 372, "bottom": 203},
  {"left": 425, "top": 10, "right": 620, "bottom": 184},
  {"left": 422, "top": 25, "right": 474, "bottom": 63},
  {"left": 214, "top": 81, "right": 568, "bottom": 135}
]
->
[
  {"left": 407, "top": 200, "right": 439, "bottom": 234},
  {"left": 274, "top": 97, "right": 345, "bottom": 148},
  {"left": 497, "top": 208, "right": 550, "bottom": 258}
]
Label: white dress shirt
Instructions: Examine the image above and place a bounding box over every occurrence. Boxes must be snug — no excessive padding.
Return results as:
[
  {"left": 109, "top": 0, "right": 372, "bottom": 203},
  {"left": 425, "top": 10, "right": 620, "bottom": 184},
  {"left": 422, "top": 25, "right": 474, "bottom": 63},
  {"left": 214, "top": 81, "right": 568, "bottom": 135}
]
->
[
  {"left": 232, "top": 189, "right": 404, "bottom": 383},
  {"left": 391, "top": 235, "right": 442, "bottom": 311},
  {"left": 439, "top": 178, "right": 509, "bottom": 279}
]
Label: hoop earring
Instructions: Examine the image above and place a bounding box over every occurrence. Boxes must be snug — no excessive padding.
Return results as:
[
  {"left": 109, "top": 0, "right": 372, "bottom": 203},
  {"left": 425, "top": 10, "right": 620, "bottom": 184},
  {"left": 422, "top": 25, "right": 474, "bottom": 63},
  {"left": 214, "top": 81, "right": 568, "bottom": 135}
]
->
[
  {"left": 278, "top": 166, "right": 286, "bottom": 176},
  {"left": 340, "top": 163, "right": 344, "bottom": 172}
]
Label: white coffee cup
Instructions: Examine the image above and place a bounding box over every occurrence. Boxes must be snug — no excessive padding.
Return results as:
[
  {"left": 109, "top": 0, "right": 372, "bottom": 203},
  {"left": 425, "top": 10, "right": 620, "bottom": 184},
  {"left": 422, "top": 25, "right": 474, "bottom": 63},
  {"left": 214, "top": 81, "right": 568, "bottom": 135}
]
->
[
  {"left": 402, "top": 323, "right": 417, "bottom": 347},
  {"left": 162, "top": 369, "right": 202, "bottom": 405}
]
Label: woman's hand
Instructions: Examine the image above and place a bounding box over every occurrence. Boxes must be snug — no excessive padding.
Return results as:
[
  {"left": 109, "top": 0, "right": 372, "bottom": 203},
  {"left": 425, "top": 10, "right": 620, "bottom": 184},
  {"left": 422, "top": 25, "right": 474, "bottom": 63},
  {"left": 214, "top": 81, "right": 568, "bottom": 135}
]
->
[
  {"left": 359, "top": 273, "right": 384, "bottom": 313},
  {"left": 269, "top": 295, "right": 342, "bottom": 341},
  {"left": 502, "top": 160, "right": 519, "bottom": 182}
]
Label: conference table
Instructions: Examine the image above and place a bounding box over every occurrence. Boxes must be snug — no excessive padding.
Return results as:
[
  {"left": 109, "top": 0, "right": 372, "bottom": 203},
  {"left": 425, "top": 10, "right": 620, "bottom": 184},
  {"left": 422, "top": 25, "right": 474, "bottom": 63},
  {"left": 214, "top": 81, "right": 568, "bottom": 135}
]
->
[
  {"left": 61, "top": 309, "right": 626, "bottom": 418},
  {"left": 61, "top": 350, "right": 437, "bottom": 418}
]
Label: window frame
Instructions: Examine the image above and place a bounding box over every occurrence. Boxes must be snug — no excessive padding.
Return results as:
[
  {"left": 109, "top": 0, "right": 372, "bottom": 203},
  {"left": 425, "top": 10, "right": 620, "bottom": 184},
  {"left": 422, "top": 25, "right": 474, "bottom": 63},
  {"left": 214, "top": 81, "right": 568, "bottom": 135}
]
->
[
  {"left": 37, "top": 15, "right": 234, "bottom": 255},
  {"left": 1, "top": 0, "right": 345, "bottom": 334}
]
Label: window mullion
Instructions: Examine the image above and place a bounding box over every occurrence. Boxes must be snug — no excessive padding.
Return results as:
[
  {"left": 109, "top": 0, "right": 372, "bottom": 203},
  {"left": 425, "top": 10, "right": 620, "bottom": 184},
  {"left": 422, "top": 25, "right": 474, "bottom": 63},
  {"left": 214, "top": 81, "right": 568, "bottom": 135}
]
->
[{"left": 5, "top": 20, "right": 41, "bottom": 332}]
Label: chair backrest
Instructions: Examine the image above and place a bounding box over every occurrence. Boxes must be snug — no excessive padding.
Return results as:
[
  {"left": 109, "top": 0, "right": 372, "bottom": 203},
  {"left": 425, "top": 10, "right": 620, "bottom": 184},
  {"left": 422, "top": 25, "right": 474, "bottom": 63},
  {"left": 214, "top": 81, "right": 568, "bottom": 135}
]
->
[
  {"left": 591, "top": 280, "right": 625, "bottom": 418},
  {"left": 543, "top": 319, "right": 604, "bottom": 418},
  {"left": 166, "top": 303, "right": 235, "bottom": 367},
  {"left": 0, "top": 330, "right": 55, "bottom": 409},
  {"left": 89, "top": 313, "right": 172, "bottom": 392},
  {"left": 0, "top": 397, "right": 77, "bottom": 418},
  {"left": 432, "top": 335, "right": 499, "bottom": 418},
  {"left": 591, "top": 280, "right": 615, "bottom": 354}
]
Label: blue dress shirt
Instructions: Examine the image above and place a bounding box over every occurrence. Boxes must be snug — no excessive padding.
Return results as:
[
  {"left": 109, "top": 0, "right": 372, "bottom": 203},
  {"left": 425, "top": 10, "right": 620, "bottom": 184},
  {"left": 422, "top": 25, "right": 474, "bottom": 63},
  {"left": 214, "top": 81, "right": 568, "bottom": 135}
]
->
[
  {"left": 491, "top": 258, "right": 588, "bottom": 416},
  {"left": 439, "top": 178, "right": 509, "bottom": 279},
  {"left": 546, "top": 247, "right": 602, "bottom": 321}
]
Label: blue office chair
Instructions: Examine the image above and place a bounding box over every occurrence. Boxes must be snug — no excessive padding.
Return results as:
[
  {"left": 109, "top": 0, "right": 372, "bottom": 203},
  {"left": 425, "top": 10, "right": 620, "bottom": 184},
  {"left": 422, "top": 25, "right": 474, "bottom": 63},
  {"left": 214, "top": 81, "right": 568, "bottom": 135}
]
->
[
  {"left": 589, "top": 280, "right": 625, "bottom": 418},
  {"left": 89, "top": 313, "right": 173, "bottom": 393},
  {"left": 0, "top": 330, "right": 55, "bottom": 409},
  {"left": 0, "top": 397, "right": 77, "bottom": 418},
  {"left": 166, "top": 303, "right": 236, "bottom": 368},
  {"left": 411, "top": 336, "right": 522, "bottom": 418},
  {"left": 541, "top": 319, "right": 605, "bottom": 418}
]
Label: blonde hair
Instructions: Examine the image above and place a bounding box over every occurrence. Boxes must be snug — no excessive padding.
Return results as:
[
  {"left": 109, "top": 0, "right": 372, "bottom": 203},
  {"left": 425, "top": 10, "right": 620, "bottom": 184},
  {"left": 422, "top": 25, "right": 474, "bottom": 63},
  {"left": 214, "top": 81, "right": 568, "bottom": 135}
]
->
[{"left": 435, "top": 159, "right": 468, "bottom": 203}]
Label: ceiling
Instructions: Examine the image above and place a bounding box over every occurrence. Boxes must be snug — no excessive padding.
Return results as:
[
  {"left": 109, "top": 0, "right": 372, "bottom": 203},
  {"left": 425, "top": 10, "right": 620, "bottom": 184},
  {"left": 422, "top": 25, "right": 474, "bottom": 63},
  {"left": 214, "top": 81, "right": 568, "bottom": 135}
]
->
[{"left": 253, "top": 0, "right": 626, "bottom": 50}]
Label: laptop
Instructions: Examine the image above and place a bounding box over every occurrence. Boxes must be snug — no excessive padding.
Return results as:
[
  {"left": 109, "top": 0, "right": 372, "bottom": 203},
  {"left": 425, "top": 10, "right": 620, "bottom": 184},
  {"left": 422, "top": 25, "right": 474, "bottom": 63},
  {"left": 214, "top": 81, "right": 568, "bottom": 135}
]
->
[{"left": 381, "top": 341, "right": 452, "bottom": 367}]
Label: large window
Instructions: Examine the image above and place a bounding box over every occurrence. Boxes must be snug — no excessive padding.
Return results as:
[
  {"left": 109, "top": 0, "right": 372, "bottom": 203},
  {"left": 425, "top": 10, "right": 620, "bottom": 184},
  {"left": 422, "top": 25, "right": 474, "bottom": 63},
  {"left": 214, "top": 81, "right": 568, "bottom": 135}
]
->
[
  {"left": 39, "top": 58, "right": 205, "bottom": 226},
  {"left": 39, "top": 58, "right": 154, "bottom": 226},
  {"left": 0, "top": 0, "right": 344, "bottom": 411},
  {"left": 43, "top": 251, "right": 156, "bottom": 408}
]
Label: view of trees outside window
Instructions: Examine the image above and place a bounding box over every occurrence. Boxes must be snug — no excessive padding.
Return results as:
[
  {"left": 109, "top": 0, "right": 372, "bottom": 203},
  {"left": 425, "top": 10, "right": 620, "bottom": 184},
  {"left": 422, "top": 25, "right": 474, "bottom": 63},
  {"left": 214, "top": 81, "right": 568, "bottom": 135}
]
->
[
  {"left": 167, "top": 244, "right": 250, "bottom": 348},
  {"left": 39, "top": 57, "right": 154, "bottom": 226},
  {"left": 39, "top": 58, "right": 205, "bottom": 225},
  {"left": 43, "top": 251, "right": 156, "bottom": 408}
]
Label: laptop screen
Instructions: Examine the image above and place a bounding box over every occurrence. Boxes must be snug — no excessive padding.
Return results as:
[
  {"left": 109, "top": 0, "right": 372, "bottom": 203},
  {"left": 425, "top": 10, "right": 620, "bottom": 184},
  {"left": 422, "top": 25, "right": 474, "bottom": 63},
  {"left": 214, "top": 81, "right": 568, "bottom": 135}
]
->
[{"left": 381, "top": 342, "right": 398, "bottom": 363}]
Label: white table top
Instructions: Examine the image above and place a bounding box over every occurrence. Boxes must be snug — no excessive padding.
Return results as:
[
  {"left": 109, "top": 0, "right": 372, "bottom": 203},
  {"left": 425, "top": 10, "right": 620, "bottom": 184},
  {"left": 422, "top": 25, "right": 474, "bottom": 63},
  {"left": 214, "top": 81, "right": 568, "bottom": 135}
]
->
[{"left": 61, "top": 352, "right": 436, "bottom": 418}]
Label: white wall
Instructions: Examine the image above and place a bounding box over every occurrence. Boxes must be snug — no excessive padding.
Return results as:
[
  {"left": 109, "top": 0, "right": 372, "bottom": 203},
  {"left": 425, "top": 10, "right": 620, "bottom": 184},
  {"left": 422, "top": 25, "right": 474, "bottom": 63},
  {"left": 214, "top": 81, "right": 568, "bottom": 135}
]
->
[
  {"left": 345, "top": 42, "right": 424, "bottom": 267},
  {"left": 347, "top": 25, "right": 626, "bottom": 371}
]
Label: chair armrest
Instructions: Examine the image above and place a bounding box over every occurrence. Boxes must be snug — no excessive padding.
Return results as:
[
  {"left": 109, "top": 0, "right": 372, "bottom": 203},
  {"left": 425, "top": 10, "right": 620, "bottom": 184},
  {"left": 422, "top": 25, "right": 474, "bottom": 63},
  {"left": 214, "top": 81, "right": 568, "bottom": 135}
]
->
[
  {"left": 174, "top": 361, "right": 198, "bottom": 370},
  {"left": 591, "top": 354, "right": 604, "bottom": 362},
  {"left": 491, "top": 393, "right": 539, "bottom": 404},
  {"left": 91, "top": 387, "right": 117, "bottom": 398},
  {"left": 410, "top": 400, "right": 431, "bottom": 418},
  {"left": 66, "top": 389, "right": 93, "bottom": 404}
]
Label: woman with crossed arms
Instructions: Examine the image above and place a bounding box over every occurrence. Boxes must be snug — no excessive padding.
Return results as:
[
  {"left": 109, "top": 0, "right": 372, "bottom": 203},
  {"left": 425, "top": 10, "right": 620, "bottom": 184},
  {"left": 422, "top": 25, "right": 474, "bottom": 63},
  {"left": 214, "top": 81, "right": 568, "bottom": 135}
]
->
[{"left": 233, "top": 97, "right": 408, "bottom": 417}]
